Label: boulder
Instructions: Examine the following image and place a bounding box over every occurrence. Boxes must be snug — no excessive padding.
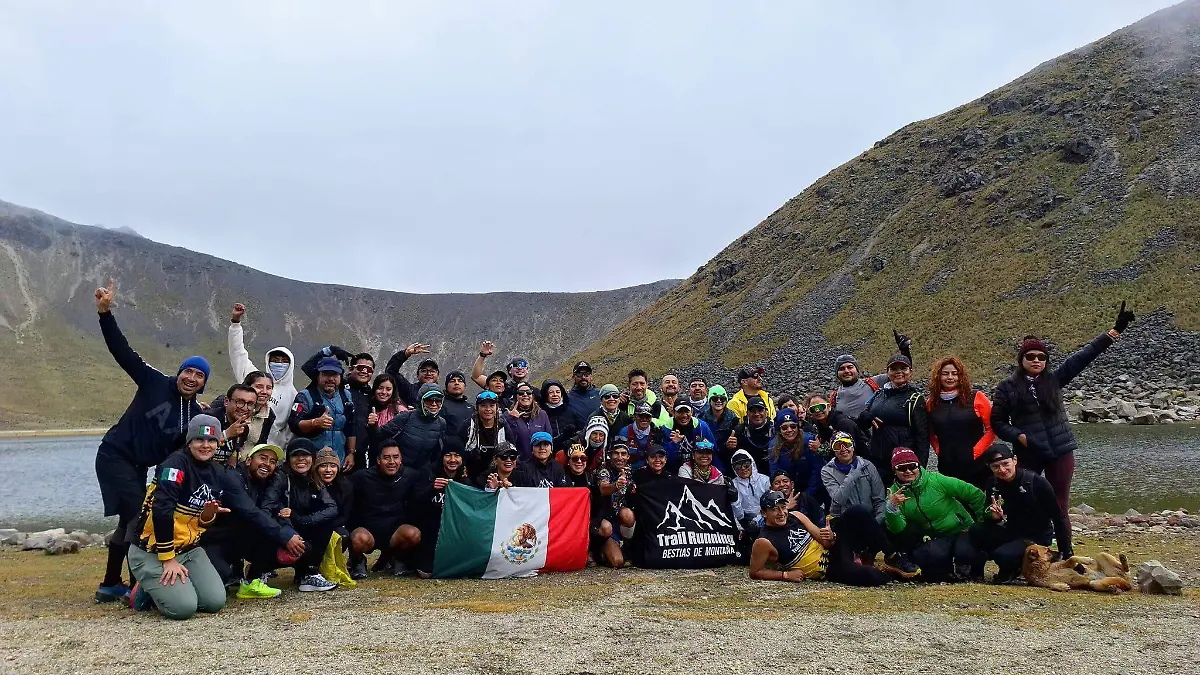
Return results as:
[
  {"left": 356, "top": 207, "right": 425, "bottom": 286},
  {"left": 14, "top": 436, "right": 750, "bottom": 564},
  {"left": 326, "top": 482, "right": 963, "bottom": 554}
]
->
[
  {"left": 1076, "top": 503, "right": 1097, "bottom": 516},
  {"left": 22, "top": 528, "right": 66, "bottom": 551},
  {"left": 44, "top": 538, "right": 80, "bottom": 555},
  {"left": 0, "top": 530, "right": 24, "bottom": 547},
  {"left": 67, "top": 530, "right": 93, "bottom": 545},
  {"left": 1115, "top": 399, "right": 1138, "bottom": 419},
  {"left": 1137, "top": 560, "right": 1184, "bottom": 595},
  {"left": 1181, "top": 516, "right": 1200, "bottom": 528},
  {"left": 1066, "top": 402, "right": 1085, "bottom": 421},
  {"left": 1131, "top": 411, "right": 1157, "bottom": 425},
  {"left": 1123, "top": 508, "right": 1142, "bottom": 518}
]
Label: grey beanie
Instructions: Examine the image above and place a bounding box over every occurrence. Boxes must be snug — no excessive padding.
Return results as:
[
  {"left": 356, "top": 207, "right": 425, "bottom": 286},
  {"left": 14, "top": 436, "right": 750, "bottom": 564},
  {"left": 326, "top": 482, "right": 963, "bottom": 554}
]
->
[
  {"left": 186, "top": 414, "right": 223, "bottom": 444},
  {"left": 835, "top": 354, "right": 860, "bottom": 373}
]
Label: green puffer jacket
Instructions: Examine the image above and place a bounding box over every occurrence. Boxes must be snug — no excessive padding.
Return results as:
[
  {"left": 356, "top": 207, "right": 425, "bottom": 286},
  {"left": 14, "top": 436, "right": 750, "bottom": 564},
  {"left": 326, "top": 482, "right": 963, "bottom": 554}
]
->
[{"left": 884, "top": 469, "right": 986, "bottom": 538}]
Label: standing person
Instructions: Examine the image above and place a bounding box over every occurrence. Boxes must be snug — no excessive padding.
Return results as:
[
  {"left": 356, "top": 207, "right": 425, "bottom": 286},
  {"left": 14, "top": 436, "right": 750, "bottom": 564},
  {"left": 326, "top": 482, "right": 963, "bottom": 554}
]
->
[
  {"left": 288, "top": 357, "right": 356, "bottom": 469},
  {"left": 268, "top": 440, "right": 339, "bottom": 592},
  {"left": 619, "top": 403, "right": 663, "bottom": 469},
  {"left": 727, "top": 367, "right": 775, "bottom": 421},
  {"left": 410, "top": 437, "right": 472, "bottom": 578},
  {"left": 593, "top": 384, "right": 634, "bottom": 438},
  {"left": 440, "top": 371, "right": 475, "bottom": 439},
  {"left": 621, "top": 369, "right": 667, "bottom": 424},
  {"left": 658, "top": 374, "right": 683, "bottom": 415},
  {"left": 969, "top": 444, "right": 1073, "bottom": 583},
  {"left": 347, "top": 441, "right": 422, "bottom": 579},
  {"left": 661, "top": 401, "right": 717, "bottom": 471},
  {"left": 365, "top": 374, "right": 411, "bottom": 467},
  {"left": 377, "top": 383, "right": 447, "bottom": 473},
  {"left": 685, "top": 377, "right": 710, "bottom": 416},
  {"left": 767, "top": 409, "right": 821, "bottom": 497},
  {"left": 470, "top": 341, "right": 532, "bottom": 407},
  {"left": 857, "top": 354, "right": 929, "bottom": 488},
  {"left": 701, "top": 385, "right": 738, "bottom": 453},
  {"left": 884, "top": 448, "right": 986, "bottom": 582},
  {"left": 990, "top": 303, "right": 1136, "bottom": 518},
  {"left": 127, "top": 416, "right": 230, "bottom": 619},
  {"left": 92, "top": 280, "right": 208, "bottom": 604},
  {"left": 567, "top": 361, "right": 601, "bottom": 423},
  {"left": 830, "top": 330, "right": 913, "bottom": 422},
  {"left": 805, "top": 393, "right": 867, "bottom": 458},
  {"left": 206, "top": 384, "right": 267, "bottom": 467},
  {"left": 504, "top": 381, "right": 552, "bottom": 461},
  {"left": 228, "top": 302, "right": 297, "bottom": 446},
  {"left": 461, "top": 391, "right": 507, "bottom": 478},
  {"left": 926, "top": 357, "right": 996, "bottom": 489},
  {"left": 381, "top": 342, "right": 438, "bottom": 407},
  {"left": 541, "top": 379, "right": 582, "bottom": 452},
  {"left": 301, "top": 350, "right": 376, "bottom": 471},
  {"left": 727, "top": 398, "right": 773, "bottom": 475}
]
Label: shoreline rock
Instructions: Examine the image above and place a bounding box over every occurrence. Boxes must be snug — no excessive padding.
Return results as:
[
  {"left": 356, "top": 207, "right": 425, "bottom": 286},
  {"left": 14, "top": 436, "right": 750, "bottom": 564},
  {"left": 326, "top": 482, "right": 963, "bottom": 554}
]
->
[
  {"left": 5, "top": 528, "right": 108, "bottom": 554},
  {"left": 1068, "top": 506, "right": 1200, "bottom": 535}
]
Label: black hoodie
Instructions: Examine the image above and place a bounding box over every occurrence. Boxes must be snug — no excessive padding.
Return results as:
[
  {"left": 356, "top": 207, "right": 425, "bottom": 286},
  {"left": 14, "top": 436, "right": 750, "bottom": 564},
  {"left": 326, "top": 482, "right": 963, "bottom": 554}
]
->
[
  {"left": 541, "top": 379, "right": 583, "bottom": 451},
  {"left": 520, "top": 456, "right": 570, "bottom": 488},
  {"left": 378, "top": 383, "right": 447, "bottom": 472},
  {"left": 349, "top": 465, "right": 419, "bottom": 529},
  {"left": 441, "top": 371, "right": 475, "bottom": 438}
]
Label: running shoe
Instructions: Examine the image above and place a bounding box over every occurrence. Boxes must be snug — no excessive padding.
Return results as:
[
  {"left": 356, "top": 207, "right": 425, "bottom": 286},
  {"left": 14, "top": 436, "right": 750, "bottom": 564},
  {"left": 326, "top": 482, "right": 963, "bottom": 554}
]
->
[
  {"left": 880, "top": 553, "right": 922, "bottom": 579},
  {"left": 128, "top": 582, "right": 154, "bottom": 611},
  {"left": 95, "top": 583, "right": 130, "bottom": 604},
  {"left": 297, "top": 574, "right": 337, "bottom": 592},
  {"left": 391, "top": 560, "right": 413, "bottom": 577},
  {"left": 236, "top": 578, "right": 282, "bottom": 599},
  {"left": 350, "top": 557, "right": 368, "bottom": 581}
]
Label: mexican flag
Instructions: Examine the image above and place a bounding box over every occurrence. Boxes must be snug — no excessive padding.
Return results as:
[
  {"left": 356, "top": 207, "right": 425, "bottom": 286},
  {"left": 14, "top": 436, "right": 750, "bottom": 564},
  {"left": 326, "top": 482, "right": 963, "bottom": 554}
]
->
[{"left": 432, "top": 482, "right": 590, "bottom": 579}]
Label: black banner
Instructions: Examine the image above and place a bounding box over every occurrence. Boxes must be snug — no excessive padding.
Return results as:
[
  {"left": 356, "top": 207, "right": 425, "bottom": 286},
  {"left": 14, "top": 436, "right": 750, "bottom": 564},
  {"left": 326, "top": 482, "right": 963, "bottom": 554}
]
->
[{"left": 632, "top": 478, "right": 741, "bottom": 568}]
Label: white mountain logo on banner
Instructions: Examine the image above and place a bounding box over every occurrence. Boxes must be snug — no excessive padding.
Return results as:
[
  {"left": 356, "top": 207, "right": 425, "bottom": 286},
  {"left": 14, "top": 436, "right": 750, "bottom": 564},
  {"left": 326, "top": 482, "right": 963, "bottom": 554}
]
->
[{"left": 657, "top": 485, "right": 733, "bottom": 532}]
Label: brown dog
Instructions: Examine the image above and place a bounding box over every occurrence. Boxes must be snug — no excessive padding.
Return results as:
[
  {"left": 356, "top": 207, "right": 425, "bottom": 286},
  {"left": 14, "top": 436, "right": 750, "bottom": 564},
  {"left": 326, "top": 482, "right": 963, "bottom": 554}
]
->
[{"left": 1022, "top": 544, "right": 1132, "bottom": 593}]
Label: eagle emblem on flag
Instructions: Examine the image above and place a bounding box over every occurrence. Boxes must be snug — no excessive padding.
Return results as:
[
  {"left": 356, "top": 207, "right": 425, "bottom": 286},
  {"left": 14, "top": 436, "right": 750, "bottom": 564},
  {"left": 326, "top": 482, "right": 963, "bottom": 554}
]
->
[{"left": 501, "top": 522, "right": 540, "bottom": 565}]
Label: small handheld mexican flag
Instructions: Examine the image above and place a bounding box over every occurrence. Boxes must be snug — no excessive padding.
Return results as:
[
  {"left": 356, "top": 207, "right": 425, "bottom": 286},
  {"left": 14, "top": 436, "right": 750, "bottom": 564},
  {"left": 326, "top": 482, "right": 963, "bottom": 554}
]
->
[{"left": 432, "top": 482, "right": 589, "bottom": 579}]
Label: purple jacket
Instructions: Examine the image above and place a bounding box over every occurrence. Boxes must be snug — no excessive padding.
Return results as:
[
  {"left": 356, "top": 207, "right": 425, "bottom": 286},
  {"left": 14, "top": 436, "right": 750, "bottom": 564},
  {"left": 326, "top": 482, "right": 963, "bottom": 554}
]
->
[{"left": 504, "top": 409, "right": 552, "bottom": 461}]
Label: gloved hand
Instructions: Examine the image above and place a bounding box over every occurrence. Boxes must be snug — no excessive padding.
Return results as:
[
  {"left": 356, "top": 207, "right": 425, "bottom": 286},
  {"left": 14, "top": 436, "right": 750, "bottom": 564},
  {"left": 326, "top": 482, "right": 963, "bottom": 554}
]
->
[
  {"left": 1113, "top": 301, "right": 1135, "bottom": 333},
  {"left": 323, "top": 345, "right": 354, "bottom": 362},
  {"left": 893, "top": 329, "right": 913, "bottom": 359}
]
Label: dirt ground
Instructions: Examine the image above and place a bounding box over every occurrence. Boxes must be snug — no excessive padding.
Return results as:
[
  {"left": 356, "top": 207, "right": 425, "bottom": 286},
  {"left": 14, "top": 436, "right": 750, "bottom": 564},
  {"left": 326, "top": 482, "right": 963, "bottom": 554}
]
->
[{"left": 1, "top": 532, "right": 1198, "bottom": 675}]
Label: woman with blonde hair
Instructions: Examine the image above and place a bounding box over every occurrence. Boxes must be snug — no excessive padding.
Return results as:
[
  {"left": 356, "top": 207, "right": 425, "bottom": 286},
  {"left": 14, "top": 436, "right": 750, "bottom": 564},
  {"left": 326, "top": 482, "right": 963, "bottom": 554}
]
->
[{"left": 925, "top": 356, "right": 995, "bottom": 489}]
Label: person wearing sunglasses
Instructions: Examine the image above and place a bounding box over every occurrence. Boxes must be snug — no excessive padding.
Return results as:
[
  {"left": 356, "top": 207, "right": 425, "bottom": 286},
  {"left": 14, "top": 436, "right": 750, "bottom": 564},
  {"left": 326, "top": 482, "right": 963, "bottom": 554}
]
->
[
  {"left": 383, "top": 342, "right": 438, "bottom": 408},
  {"left": 377, "top": 383, "right": 448, "bottom": 473},
  {"left": 503, "top": 381, "right": 552, "bottom": 462},
  {"left": 299, "top": 347, "right": 375, "bottom": 470},
  {"left": 857, "top": 353, "right": 929, "bottom": 488},
  {"left": 461, "top": 390, "right": 508, "bottom": 478},
  {"left": 728, "top": 397, "right": 773, "bottom": 475},
  {"left": 568, "top": 361, "right": 602, "bottom": 423},
  {"left": 803, "top": 392, "right": 866, "bottom": 459},
  {"left": 767, "top": 409, "right": 821, "bottom": 497},
  {"left": 469, "top": 341, "right": 535, "bottom": 408},
  {"left": 884, "top": 447, "right": 987, "bottom": 582},
  {"left": 701, "top": 385, "right": 738, "bottom": 458},
  {"left": 479, "top": 442, "right": 529, "bottom": 490},
  {"left": 728, "top": 366, "right": 775, "bottom": 422},
  {"left": 592, "top": 383, "right": 634, "bottom": 439},
  {"left": 619, "top": 402, "right": 663, "bottom": 469},
  {"left": 926, "top": 356, "right": 996, "bottom": 489},
  {"left": 990, "top": 302, "right": 1136, "bottom": 520},
  {"left": 563, "top": 442, "right": 594, "bottom": 489}
]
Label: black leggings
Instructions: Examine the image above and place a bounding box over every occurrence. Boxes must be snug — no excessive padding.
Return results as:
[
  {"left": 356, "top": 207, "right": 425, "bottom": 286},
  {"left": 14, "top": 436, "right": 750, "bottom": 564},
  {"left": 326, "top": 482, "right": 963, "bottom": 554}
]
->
[
  {"left": 823, "top": 506, "right": 892, "bottom": 587},
  {"left": 895, "top": 531, "right": 980, "bottom": 582},
  {"left": 969, "top": 522, "right": 1051, "bottom": 578}
]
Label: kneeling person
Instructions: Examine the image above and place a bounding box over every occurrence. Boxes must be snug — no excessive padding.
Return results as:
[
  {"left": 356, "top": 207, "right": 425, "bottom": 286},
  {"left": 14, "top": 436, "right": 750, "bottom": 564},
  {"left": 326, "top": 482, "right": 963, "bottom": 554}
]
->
[{"left": 347, "top": 441, "right": 421, "bottom": 578}]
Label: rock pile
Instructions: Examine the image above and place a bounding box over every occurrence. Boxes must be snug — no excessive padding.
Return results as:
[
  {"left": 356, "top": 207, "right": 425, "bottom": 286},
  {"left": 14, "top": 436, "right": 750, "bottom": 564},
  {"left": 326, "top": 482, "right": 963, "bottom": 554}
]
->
[
  {"left": 1064, "top": 379, "right": 1200, "bottom": 426},
  {"left": 0, "top": 528, "right": 108, "bottom": 554},
  {"left": 1067, "top": 506, "right": 1200, "bottom": 535}
]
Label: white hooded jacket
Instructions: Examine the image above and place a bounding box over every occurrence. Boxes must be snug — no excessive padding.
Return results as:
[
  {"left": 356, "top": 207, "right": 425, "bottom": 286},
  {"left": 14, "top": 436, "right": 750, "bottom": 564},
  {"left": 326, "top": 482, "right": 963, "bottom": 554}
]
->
[
  {"left": 228, "top": 322, "right": 296, "bottom": 447},
  {"left": 729, "top": 448, "right": 770, "bottom": 522}
]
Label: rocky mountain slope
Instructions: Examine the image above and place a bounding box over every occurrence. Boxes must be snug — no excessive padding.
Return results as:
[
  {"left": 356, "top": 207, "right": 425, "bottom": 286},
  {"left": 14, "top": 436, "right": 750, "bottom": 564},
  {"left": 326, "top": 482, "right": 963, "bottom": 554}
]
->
[
  {"left": 0, "top": 200, "right": 677, "bottom": 429},
  {"left": 563, "top": 1, "right": 1200, "bottom": 395}
]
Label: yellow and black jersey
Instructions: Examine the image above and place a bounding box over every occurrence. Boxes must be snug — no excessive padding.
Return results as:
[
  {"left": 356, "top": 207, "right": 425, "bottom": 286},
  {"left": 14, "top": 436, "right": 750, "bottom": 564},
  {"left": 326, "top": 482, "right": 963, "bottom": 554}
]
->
[
  {"left": 134, "top": 449, "right": 223, "bottom": 561},
  {"left": 760, "top": 513, "right": 829, "bottom": 580}
]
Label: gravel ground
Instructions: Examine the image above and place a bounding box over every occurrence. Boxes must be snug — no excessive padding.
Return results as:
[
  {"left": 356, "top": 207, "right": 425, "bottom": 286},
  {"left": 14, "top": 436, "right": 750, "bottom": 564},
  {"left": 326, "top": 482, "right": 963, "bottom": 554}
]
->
[{"left": 2, "top": 548, "right": 1199, "bottom": 675}]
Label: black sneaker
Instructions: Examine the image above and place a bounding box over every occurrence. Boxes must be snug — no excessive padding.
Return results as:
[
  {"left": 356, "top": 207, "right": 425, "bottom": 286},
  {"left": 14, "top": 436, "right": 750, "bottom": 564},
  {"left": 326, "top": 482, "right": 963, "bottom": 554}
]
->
[
  {"left": 881, "top": 553, "right": 922, "bottom": 579},
  {"left": 391, "top": 559, "right": 413, "bottom": 577},
  {"left": 350, "top": 556, "right": 368, "bottom": 581},
  {"left": 953, "top": 562, "right": 980, "bottom": 583}
]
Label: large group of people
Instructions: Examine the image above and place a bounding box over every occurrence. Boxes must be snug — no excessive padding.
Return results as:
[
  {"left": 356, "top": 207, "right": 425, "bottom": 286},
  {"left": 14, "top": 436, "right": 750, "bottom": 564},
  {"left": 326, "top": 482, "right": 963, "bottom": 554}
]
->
[{"left": 89, "top": 280, "right": 1137, "bottom": 619}]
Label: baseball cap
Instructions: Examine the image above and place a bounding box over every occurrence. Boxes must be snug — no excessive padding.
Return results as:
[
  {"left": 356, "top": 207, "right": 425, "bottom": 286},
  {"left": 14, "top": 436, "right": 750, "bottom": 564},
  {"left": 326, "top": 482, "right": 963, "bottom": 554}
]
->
[
  {"left": 980, "top": 443, "right": 1015, "bottom": 464},
  {"left": 496, "top": 442, "right": 519, "bottom": 459},
  {"left": 417, "top": 358, "right": 439, "bottom": 371},
  {"left": 746, "top": 395, "right": 768, "bottom": 410},
  {"left": 247, "top": 443, "right": 283, "bottom": 462},
  {"left": 887, "top": 354, "right": 913, "bottom": 368},
  {"left": 508, "top": 357, "right": 529, "bottom": 370},
  {"left": 531, "top": 431, "right": 553, "bottom": 446},
  {"left": 737, "top": 366, "right": 765, "bottom": 380},
  {"left": 286, "top": 438, "right": 317, "bottom": 458},
  {"left": 674, "top": 400, "right": 692, "bottom": 412},
  {"left": 634, "top": 402, "right": 654, "bottom": 417},
  {"left": 760, "top": 490, "right": 788, "bottom": 510},
  {"left": 647, "top": 445, "right": 667, "bottom": 457},
  {"left": 185, "top": 415, "right": 223, "bottom": 444},
  {"left": 486, "top": 370, "right": 508, "bottom": 383},
  {"left": 316, "top": 357, "right": 343, "bottom": 375},
  {"left": 695, "top": 439, "right": 714, "bottom": 453},
  {"left": 573, "top": 361, "right": 593, "bottom": 373},
  {"left": 477, "top": 390, "right": 500, "bottom": 402}
]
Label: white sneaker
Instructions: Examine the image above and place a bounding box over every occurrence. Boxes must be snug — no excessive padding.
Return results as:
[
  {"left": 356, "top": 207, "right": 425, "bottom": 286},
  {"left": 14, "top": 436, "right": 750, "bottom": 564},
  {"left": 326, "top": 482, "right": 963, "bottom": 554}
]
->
[{"left": 298, "top": 573, "right": 337, "bottom": 592}]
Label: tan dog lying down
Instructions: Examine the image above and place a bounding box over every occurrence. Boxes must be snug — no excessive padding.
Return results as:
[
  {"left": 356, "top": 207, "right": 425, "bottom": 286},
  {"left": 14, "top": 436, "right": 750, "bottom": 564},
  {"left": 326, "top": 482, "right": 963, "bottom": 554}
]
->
[{"left": 1021, "top": 544, "right": 1132, "bottom": 593}]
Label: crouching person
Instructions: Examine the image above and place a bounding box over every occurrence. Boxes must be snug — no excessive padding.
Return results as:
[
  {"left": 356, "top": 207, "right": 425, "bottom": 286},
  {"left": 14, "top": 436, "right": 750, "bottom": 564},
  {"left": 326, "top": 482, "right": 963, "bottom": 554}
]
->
[
  {"left": 593, "top": 439, "right": 636, "bottom": 568},
  {"left": 128, "top": 416, "right": 230, "bottom": 619},
  {"left": 730, "top": 449, "right": 769, "bottom": 556},
  {"left": 347, "top": 440, "right": 422, "bottom": 578},
  {"left": 749, "top": 490, "right": 890, "bottom": 586}
]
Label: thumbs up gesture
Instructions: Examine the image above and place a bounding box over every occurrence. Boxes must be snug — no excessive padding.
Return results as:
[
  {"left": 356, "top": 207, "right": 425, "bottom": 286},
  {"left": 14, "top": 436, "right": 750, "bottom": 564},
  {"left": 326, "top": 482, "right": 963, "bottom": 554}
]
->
[{"left": 317, "top": 408, "right": 334, "bottom": 430}]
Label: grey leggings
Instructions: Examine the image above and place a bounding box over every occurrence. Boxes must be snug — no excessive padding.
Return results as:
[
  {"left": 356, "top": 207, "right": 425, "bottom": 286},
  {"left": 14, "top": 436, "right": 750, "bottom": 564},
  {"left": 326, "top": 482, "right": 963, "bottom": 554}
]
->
[{"left": 127, "top": 545, "right": 226, "bottom": 620}]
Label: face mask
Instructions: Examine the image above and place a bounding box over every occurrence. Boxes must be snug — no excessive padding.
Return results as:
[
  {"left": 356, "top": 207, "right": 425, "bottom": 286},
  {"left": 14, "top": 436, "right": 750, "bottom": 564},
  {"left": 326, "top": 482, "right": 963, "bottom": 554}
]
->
[{"left": 269, "top": 362, "right": 289, "bottom": 381}]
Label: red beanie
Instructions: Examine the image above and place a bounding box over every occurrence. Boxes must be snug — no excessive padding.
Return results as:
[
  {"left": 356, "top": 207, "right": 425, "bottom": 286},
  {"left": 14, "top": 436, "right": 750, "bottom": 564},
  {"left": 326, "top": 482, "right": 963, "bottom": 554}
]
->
[
  {"left": 1018, "top": 336, "right": 1048, "bottom": 361},
  {"left": 891, "top": 447, "right": 919, "bottom": 469}
]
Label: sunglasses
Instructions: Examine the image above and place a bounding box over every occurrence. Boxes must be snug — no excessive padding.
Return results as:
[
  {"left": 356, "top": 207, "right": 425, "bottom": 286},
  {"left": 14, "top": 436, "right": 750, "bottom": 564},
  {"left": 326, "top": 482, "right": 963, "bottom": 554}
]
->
[
  {"left": 602, "top": 393, "right": 621, "bottom": 400},
  {"left": 709, "top": 396, "right": 727, "bottom": 403},
  {"left": 352, "top": 364, "right": 374, "bottom": 373},
  {"left": 517, "top": 390, "right": 534, "bottom": 396},
  {"left": 779, "top": 423, "right": 799, "bottom": 431},
  {"left": 569, "top": 454, "right": 587, "bottom": 461},
  {"left": 808, "top": 402, "right": 829, "bottom": 414},
  {"left": 895, "top": 463, "right": 920, "bottom": 473},
  {"left": 511, "top": 361, "right": 528, "bottom": 369},
  {"left": 424, "top": 397, "right": 445, "bottom": 404},
  {"left": 1023, "top": 353, "right": 1047, "bottom": 362}
]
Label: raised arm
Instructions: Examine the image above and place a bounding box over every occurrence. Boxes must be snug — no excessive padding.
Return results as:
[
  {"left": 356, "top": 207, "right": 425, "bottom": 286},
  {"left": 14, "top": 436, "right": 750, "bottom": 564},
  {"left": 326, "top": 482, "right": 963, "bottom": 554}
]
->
[
  {"left": 470, "top": 340, "right": 495, "bottom": 388},
  {"left": 95, "top": 280, "right": 162, "bottom": 388},
  {"left": 227, "top": 303, "right": 259, "bottom": 382}
]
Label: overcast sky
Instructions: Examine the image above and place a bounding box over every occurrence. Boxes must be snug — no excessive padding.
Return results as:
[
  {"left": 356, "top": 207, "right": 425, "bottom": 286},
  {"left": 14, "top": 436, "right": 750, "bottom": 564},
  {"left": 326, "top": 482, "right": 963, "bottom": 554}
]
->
[{"left": 0, "top": 1, "right": 1176, "bottom": 293}]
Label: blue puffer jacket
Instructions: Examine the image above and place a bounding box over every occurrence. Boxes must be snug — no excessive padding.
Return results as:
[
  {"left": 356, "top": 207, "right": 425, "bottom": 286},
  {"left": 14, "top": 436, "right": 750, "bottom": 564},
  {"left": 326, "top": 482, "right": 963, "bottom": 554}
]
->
[
  {"left": 378, "top": 383, "right": 447, "bottom": 472},
  {"left": 96, "top": 312, "right": 203, "bottom": 467}
]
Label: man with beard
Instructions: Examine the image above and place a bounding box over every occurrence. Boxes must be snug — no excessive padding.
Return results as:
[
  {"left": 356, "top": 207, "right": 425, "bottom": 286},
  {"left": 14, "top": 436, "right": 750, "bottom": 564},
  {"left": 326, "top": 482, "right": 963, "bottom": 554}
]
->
[
  {"left": 620, "top": 369, "right": 667, "bottom": 425},
  {"left": 92, "top": 280, "right": 209, "bottom": 604},
  {"left": 440, "top": 370, "right": 475, "bottom": 438},
  {"left": 567, "top": 361, "right": 601, "bottom": 423},
  {"left": 288, "top": 357, "right": 357, "bottom": 468},
  {"left": 658, "top": 374, "right": 682, "bottom": 417},
  {"left": 728, "top": 367, "right": 775, "bottom": 422},
  {"left": 727, "top": 397, "right": 773, "bottom": 475},
  {"left": 686, "top": 377, "right": 709, "bottom": 416},
  {"left": 301, "top": 347, "right": 374, "bottom": 470},
  {"left": 831, "top": 329, "right": 913, "bottom": 422}
]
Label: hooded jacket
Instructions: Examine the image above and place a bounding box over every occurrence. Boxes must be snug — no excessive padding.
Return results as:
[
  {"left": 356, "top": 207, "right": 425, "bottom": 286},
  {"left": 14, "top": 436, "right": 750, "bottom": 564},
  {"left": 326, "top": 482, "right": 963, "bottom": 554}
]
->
[
  {"left": 729, "top": 449, "right": 771, "bottom": 522},
  {"left": 202, "top": 465, "right": 297, "bottom": 548},
  {"left": 990, "top": 332, "right": 1116, "bottom": 464},
  {"left": 504, "top": 407, "right": 552, "bottom": 462},
  {"left": 228, "top": 321, "right": 296, "bottom": 447},
  {"left": 857, "top": 384, "right": 930, "bottom": 470},
  {"left": 820, "top": 456, "right": 886, "bottom": 521},
  {"left": 97, "top": 311, "right": 204, "bottom": 469},
  {"left": 268, "top": 471, "right": 338, "bottom": 530},
  {"left": 768, "top": 435, "right": 822, "bottom": 497},
  {"left": 520, "top": 456, "right": 570, "bottom": 488},
  {"left": 541, "top": 379, "right": 583, "bottom": 451},
  {"left": 884, "top": 469, "right": 986, "bottom": 540},
  {"left": 378, "top": 383, "right": 448, "bottom": 472}
]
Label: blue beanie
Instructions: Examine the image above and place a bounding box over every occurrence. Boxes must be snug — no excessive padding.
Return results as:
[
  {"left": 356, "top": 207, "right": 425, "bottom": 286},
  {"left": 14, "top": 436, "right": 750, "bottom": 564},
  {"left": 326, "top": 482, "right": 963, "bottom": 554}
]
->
[
  {"left": 178, "top": 356, "right": 211, "bottom": 393},
  {"left": 775, "top": 408, "right": 797, "bottom": 427}
]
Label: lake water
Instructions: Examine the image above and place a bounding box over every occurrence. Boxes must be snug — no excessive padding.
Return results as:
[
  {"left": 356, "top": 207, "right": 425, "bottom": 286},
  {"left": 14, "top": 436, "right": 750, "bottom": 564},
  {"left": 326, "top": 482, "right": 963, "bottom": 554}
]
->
[{"left": 1, "top": 425, "right": 1198, "bottom": 531}]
